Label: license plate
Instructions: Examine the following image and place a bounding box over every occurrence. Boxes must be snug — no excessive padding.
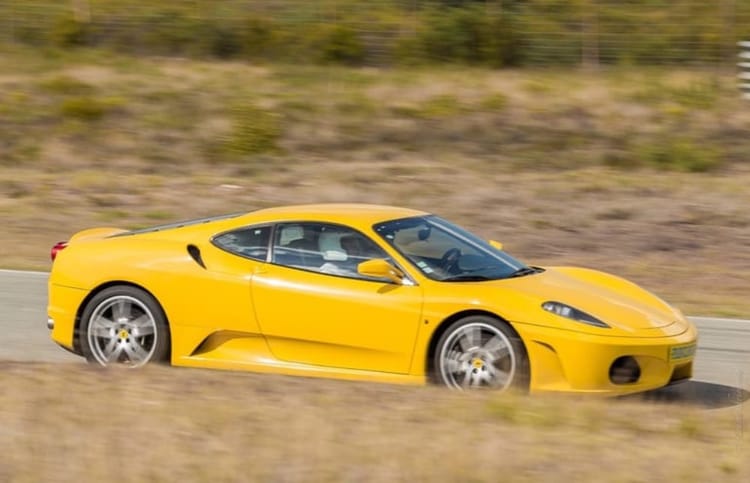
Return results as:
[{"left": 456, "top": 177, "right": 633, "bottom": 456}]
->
[{"left": 670, "top": 343, "right": 696, "bottom": 360}]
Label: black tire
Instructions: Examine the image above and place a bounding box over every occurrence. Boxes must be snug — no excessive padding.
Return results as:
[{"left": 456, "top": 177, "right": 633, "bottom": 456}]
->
[
  {"left": 433, "top": 315, "right": 529, "bottom": 391},
  {"left": 79, "top": 285, "right": 170, "bottom": 367}
]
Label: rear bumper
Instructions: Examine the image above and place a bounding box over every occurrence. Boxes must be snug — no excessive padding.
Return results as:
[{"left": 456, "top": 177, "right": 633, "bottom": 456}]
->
[
  {"left": 514, "top": 321, "right": 698, "bottom": 395},
  {"left": 47, "top": 282, "right": 88, "bottom": 355}
]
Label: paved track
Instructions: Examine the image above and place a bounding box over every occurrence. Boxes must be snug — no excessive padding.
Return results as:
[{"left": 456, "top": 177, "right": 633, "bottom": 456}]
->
[
  {"left": 0, "top": 270, "right": 75, "bottom": 363},
  {"left": 1, "top": 270, "right": 748, "bottom": 398}
]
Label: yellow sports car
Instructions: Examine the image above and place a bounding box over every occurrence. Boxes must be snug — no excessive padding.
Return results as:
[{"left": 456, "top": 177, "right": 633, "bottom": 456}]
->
[{"left": 48, "top": 204, "right": 697, "bottom": 394}]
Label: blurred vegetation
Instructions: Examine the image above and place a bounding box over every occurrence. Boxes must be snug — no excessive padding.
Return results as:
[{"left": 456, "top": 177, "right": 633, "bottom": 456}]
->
[
  {"left": 0, "top": 2, "right": 747, "bottom": 174},
  {"left": 223, "top": 103, "right": 282, "bottom": 156},
  {"left": 0, "top": 48, "right": 744, "bottom": 175},
  {"left": 1, "top": 0, "right": 749, "bottom": 66},
  {"left": 639, "top": 138, "right": 722, "bottom": 173}
]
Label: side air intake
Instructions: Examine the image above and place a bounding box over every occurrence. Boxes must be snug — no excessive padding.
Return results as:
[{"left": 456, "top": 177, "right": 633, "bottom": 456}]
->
[{"left": 187, "top": 244, "right": 206, "bottom": 269}]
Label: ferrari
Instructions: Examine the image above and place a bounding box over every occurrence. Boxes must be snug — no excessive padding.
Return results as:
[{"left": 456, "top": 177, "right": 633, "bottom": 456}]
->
[{"left": 47, "top": 204, "right": 697, "bottom": 394}]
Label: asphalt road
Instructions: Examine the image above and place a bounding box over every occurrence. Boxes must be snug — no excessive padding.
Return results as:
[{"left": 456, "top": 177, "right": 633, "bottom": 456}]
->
[{"left": 2, "top": 269, "right": 748, "bottom": 404}]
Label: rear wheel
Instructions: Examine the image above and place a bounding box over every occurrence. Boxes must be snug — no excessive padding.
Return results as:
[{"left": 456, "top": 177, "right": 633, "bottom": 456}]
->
[
  {"left": 79, "top": 286, "right": 170, "bottom": 367},
  {"left": 434, "top": 315, "right": 528, "bottom": 391}
]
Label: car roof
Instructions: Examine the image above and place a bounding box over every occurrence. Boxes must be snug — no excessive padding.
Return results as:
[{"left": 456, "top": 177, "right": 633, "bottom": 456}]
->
[
  {"left": 235, "top": 203, "right": 429, "bottom": 228},
  {"left": 111, "top": 204, "right": 429, "bottom": 242}
]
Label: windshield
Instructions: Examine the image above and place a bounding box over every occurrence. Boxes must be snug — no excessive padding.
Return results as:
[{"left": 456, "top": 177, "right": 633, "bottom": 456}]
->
[{"left": 373, "top": 216, "right": 531, "bottom": 282}]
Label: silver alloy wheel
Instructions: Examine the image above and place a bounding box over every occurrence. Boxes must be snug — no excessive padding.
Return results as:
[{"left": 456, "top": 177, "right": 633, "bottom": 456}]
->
[
  {"left": 86, "top": 295, "right": 158, "bottom": 367},
  {"left": 438, "top": 322, "right": 516, "bottom": 390}
]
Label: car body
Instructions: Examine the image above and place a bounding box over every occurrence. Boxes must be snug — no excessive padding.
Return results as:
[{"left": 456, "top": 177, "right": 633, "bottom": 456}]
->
[{"left": 48, "top": 204, "right": 697, "bottom": 394}]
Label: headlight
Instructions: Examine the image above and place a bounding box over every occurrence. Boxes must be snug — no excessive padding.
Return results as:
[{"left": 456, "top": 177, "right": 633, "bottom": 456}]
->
[{"left": 541, "top": 301, "right": 610, "bottom": 328}]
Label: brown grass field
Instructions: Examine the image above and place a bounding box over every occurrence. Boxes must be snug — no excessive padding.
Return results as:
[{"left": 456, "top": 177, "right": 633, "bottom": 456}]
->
[
  {"left": 1, "top": 47, "right": 750, "bottom": 481},
  {"left": 0, "top": 362, "right": 748, "bottom": 482},
  {"left": 2, "top": 48, "right": 750, "bottom": 318}
]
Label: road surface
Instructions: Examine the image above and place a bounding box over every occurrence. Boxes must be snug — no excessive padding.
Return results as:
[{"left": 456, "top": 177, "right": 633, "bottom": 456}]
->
[{"left": 1, "top": 269, "right": 748, "bottom": 405}]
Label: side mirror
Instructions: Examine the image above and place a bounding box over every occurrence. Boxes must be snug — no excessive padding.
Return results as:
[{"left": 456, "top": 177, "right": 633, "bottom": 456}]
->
[
  {"left": 357, "top": 259, "right": 405, "bottom": 284},
  {"left": 489, "top": 239, "right": 504, "bottom": 251}
]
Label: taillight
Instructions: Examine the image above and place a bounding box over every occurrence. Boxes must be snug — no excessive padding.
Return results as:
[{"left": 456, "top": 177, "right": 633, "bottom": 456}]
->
[{"left": 51, "top": 241, "right": 68, "bottom": 261}]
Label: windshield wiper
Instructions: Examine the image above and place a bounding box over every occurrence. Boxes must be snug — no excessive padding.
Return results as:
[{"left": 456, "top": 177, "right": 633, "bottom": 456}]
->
[
  {"left": 441, "top": 274, "right": 491, "bottom": 282},
  {"left": 507, "top": 267, "right": 542, "bottom": 279}
]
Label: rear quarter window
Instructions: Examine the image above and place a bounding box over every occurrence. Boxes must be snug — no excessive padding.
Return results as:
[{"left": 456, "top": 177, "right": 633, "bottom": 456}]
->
[{"left": 212, "top": 226, "right": 271, "bottom": 261}]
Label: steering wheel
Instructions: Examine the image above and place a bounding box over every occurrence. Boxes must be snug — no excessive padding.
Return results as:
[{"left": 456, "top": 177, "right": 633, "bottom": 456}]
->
[{"left": 439, "top": 248, "right": 462, "bottom": 273}]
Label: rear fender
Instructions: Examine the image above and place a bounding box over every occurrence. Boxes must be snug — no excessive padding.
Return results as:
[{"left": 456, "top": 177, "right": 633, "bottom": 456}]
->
[{"left": 69, "top": 227, "right": 127, "bottom": 242}]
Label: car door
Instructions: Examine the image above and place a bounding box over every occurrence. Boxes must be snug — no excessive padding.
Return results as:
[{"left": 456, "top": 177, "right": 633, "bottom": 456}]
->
[{"left": 251, "top": 222, "right": 424, "bottom": 374}]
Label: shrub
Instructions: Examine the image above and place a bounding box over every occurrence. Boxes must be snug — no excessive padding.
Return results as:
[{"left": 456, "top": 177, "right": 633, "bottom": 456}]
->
[
  {"left": 315, "top": 24, "right": 365, "bottom": 65},
  {"left": 39, "top": 76, "right": 93, "bottom": 95},
  {"left": 639, "top": 138, "right": 722, "bottom": 172},
  {"left": 392, "top": 35, "right": 427, "bottom": 66},
  {"left": 50, "top": 15, "right": 89, "bottom": 47},
  {"left": 417, "top": 5, "right": 523, "bottom": 67},
  {"left": 479, "top": 93, "right": 509, "bottom": 111},
  {"left": 240, "top": 16, "right": 279, "bottom": 60},
  {"left": 419, "top": 6, "right": 486, "bottom": 63},
  {"left": 139, "top": 9, "right": 202, "bottom": 56},
  {"left": 224, "top": 103, "right": 282, "bottom": 156},
  {"left": 203, "top": 23, "right": 243, "bottom": 59},
  {"left": 59, "top": 96, "right": 107, "bottom": 121},
  {"left": 419, "top": 95, "right": 465, "bottom": 118}
]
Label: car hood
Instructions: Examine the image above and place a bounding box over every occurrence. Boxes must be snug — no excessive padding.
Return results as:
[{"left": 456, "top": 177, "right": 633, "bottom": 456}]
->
[{"left": 487, "top": 266, "right": 684, "bottom": 334}]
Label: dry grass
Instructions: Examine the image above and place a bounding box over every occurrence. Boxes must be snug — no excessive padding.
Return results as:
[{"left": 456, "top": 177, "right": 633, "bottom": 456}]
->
[
  {"left": 1, "top": 47, "right": 750, "bottom": 315},
  {"left": 0, "top": 362, "right": 748, "bottom": 482}
]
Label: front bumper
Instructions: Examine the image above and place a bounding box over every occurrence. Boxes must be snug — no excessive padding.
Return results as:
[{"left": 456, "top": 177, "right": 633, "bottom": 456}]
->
[{"left": 514, "top": 321, "right": 698, "bottom": 395}]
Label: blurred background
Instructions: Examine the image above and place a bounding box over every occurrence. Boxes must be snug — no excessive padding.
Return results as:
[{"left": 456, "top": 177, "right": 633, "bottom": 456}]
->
[
  {"left": 1, "top": 0, "right": 750, "bottom": 315},
  {"left": 1, "top": 0, "right": 749, "bottom": 66},
  {"left": 1, "top": 4, "right": 750, "bottom": 481}
]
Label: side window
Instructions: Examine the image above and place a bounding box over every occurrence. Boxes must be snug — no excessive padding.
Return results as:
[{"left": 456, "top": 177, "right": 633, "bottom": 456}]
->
[
  {"left": 213, "top": 226, "right": 271, "bottom": 261},
  {"left": 272, "top": 222, "right": 390, "bottom": 281}
]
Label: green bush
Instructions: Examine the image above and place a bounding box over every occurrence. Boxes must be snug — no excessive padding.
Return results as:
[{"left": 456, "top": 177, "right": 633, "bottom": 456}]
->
[
  {"left": 392, "top": 35, "right": 427, "bottom": 66},
  {"left": 418, "top": 95, "right": 465, "bottom": 118},
  {"left": 224, "top": 104, "right": 282, "bottom": 156},
  {"left": 39, "top": 76, "right": 93, "bottom": 95},
  {"left": 639, "top": 139, "right": 722, "bottom": 172},
  {"left": 240, "top": 16, "right": 279, "bottom": 60},
  {"left": 50, "top": 15, "right": 89, "bottom": 47},
  {"left": 419, "top": 6, "right": 486, "bottom": 64},
  {"left": 315, "top": 24, "right": 365, "bottom": 65},
  {"left": 417, "top": 5, "right": 523, "bottom": 66},
  {"left": 139, "top": 9, "right": 203, "bottom": 56},
  {"left": 203, "top": 22, "right": 243, "bottom": 59},
  {"left": 59, "top": 96, "right": 108, "bottom": 121},
  {"left": 479, "top": 93, "right": 509, "bottom": 111}
]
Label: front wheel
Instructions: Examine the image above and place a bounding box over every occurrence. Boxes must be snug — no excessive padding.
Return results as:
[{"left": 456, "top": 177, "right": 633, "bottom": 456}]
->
[
  {"left": 79, "top": 286, "right": 170, "bottom": 367},
  {"left": 434, "top": 315, "right": 529, "bottom": 391}
]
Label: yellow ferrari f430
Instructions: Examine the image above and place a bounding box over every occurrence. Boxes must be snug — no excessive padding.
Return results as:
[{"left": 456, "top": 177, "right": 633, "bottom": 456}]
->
[{"left": 48, "top": 204, "right": 697, "bottom": 394}]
